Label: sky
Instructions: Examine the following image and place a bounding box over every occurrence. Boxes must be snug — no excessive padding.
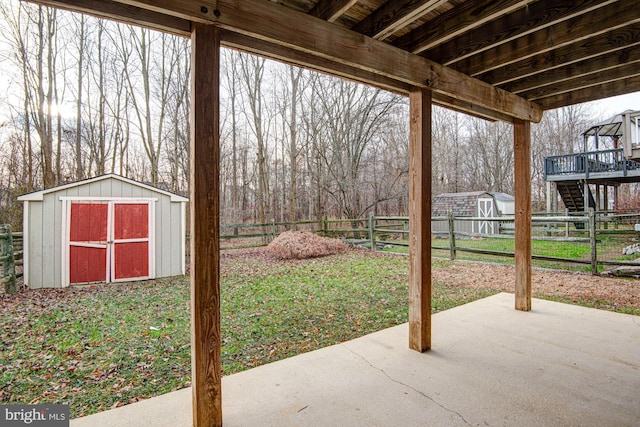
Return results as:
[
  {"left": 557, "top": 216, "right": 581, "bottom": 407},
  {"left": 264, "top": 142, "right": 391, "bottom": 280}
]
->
[{"left": 589, "top": 92, "right": 640, "bottom": 119}]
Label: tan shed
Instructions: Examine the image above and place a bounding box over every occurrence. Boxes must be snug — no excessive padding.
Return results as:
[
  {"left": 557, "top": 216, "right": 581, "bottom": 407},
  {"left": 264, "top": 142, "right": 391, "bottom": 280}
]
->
[
  {"left": 17, "top": 174, "right": 188, "bottom": 289},
  {"left": 432, "top": 191, "right": 514, "bottom": 235}
]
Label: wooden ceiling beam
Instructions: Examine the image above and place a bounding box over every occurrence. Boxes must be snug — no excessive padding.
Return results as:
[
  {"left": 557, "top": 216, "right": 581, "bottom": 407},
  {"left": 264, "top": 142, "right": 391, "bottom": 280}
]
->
[
  {"left": 453, "top": 0, "right": 640, "bottom": 77},
  {"left": 424, "top": 0, "right": 614, "bottom": 66},
  {"left": 221, "top": 30, "right": 412, "bottom": 96},
  {"left": 30, "top": 0, "right": 191, "bottom": 36},
  {"left": 502, "top": 45, "right": 640, "bottom": 95},
  {"left": 521, "top": 62, "right": 640, "bottom": 102},
  {"left": 536, "top": 75, "right": 640, "bottom": 110},
  {"left": 112, "top": 0, "right": 540, "bottom": 122},
  {"left": 223, "top": 31, "right": 506, "bottom": 122},
  {"left": 352, "top": 0, "right": 447, "bottom": 40},
  {"left": 393, "top": 0, "right": 529, "bottom": 54},
  {"left": 432, "top": 94, "right": 506, "bottom": 122},
  {"left": 478, "top": 24, "right": 640, "bottom": 86},
  {"left": 309, "top": 0, "right": 358, "bottom": 22}
]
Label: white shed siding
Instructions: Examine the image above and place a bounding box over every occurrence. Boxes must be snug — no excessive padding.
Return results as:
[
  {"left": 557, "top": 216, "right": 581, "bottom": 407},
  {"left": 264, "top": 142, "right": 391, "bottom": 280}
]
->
[
  {"left": 496, "top": 199, "right": 515, "bottom": 215},
  {"left": 28, "top": 201, "right": 43, "bottom": 289},
  {"left": 18, "top": 175, "right": 188, "bottom": 289}
]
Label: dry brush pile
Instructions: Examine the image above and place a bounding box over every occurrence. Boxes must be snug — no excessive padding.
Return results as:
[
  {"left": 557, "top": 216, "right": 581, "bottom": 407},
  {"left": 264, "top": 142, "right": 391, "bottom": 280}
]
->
[{"left": 266, "top": 231, "right": 348, "bottom": 260}]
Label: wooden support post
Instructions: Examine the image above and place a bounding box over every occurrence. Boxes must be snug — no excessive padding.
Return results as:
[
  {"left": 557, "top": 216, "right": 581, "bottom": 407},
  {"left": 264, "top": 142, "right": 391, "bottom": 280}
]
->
[
  {"left": 408, "top": 87, "right": 432, "bottom": 352},
  {"left": 369, "top": 212, "right": 376, "bottom": 252},
  {"left": 190, "top": 24, "right": 222, "bottom": 427},
  {"left": 513, "top": 119, "right": 531, "bottom": 311},
  {"left": 589, "top": 208, "right": 598, "bottom": 275},
  {"left": 603, "top": 186, "right": 609, "bottom": 229},
  {"left": 595, "top": 184, "right": 601, "bottom": 231},
  {"left": 448, "top": 210, "right": 456, "bottom": 261},
  {"left": 583, "top": 180, "right": 589, "bottom": 214}
]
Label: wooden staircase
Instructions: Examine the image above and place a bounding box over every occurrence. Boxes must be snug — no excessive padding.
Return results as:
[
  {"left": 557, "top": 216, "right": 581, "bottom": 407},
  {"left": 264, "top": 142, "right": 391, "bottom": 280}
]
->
[
  {"left": 557, "top": 181, "right": 595, "bottom": 212},
  {"left": 557, "top": 181, "right": 595, "bottom": 229}
]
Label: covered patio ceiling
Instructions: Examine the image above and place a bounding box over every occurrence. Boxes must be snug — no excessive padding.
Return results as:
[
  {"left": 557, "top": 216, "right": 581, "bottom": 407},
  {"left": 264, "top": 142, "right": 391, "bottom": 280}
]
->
[
  {"left": 25, "top": 1, "right": 640, "bottom": 426},
  {"left": 35, "top": 0, "right": 640, "bottom": 122}
]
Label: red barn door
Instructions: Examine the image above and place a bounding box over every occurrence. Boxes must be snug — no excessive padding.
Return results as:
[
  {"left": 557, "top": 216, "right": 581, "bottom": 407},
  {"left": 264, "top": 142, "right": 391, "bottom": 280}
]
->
[
  {"left": 112, "top": 203, "right": 150, "bottom": 281},
  {"left": 69, "top": 203, "right": 109, "bottom": 284},
  {"left": 67, "top": 200, "right": 152, "bottom": 285}
]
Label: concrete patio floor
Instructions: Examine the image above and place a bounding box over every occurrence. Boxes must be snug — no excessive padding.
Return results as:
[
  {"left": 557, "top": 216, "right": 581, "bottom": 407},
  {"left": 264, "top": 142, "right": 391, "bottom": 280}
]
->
[{"left": 71, "top": 293, "right": 640, "bottom": 426}]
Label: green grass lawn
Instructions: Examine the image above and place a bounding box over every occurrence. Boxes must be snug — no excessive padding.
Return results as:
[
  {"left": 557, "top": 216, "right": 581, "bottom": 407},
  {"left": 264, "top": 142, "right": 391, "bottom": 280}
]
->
[
  {"left": 2, "top": 247, "right": 637, "bottom": 418},
  {"left": 0, "top": 251, "right": 496, "bottom": 418}
]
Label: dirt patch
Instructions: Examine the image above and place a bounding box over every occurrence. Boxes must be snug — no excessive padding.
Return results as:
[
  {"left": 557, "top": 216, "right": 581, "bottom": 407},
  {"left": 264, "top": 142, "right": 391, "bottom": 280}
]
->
[{"left": 432, "top": 262, "right": 639, "bottom": 310}]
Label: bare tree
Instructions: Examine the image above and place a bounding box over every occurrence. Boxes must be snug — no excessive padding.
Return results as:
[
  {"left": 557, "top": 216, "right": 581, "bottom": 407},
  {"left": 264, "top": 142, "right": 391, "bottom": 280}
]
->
[
  {"left": 164, "top": 36, "right": 190, "bottom": 194},
  {"left": 239, "top": 52, "right": 271, "bottom": 225},
  {"left": 117, "top": 26, "right": 180, "bottom": 185},
  {"left": 310, "top": 76, "right": 403, "bottom": 218},
  {"left": 72, "top": 13, "right": 85, "bottom": 180},
  {"left": 468, "top": 119, "right": 514, "bottom": 194},
  {"left": 286, "top": 66, "right": 303, "bottom": 222}
]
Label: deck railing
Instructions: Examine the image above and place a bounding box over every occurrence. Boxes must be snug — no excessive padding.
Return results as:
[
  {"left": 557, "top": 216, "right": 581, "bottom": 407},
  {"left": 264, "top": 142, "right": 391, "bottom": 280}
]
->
[{"left": 544, "top": 148, "right": 640, "bottom": 179}]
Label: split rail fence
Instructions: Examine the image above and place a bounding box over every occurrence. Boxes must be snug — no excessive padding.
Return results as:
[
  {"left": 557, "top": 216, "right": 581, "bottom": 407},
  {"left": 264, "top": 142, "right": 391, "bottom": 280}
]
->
[
  {"left": 209, "top": 210, "right": 640, "bottom": 274},
  {"left": 0, "top": 225, "right": 23, "bottom": 294}
]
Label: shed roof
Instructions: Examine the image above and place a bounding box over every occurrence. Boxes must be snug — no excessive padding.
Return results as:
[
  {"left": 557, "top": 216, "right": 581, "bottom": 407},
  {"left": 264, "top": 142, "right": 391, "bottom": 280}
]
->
[
  {"left": 435, "top": 191, "right": 491, "bottom": 199},
  {"left": 433, "top": 191, "right": 513, "bottom": 216},
  {"left": 17, "top": 174, "right": 189, "bottom": 202},
  {"left": 490, "top": 192, "right": 515, "bottom": 202}
]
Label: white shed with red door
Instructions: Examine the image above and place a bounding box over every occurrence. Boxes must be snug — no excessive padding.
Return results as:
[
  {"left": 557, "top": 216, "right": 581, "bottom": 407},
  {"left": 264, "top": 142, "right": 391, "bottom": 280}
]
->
[{"left": 18, "top": 174, "right": 188, "bottom": 289}]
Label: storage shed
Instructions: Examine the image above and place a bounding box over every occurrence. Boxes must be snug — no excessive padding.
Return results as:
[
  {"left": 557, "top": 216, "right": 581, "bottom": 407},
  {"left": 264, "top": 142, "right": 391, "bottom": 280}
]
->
[
  {"left": 17, "top": 174, "right": 188, "bottom": 289},
  {"left": 432, "top": 191, "right": 514, "bottom": 235}
]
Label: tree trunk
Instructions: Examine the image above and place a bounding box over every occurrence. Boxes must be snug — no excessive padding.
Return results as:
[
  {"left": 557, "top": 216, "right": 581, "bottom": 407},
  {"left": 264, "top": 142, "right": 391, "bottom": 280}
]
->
[
  {"left": 288, "top": 67, "right": 301, "bottom": 223},
  {"left": 74, "top": 14, "right": 85, "bottom": 180}
]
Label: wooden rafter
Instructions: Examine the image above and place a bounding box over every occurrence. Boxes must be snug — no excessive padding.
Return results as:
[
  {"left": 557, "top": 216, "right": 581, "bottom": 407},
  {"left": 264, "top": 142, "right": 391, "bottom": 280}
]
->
[
  {"left": 423, "top": 0, "right": 615, "bottom": 67},
  {"left": 536, "top": 74, "right": 640, "bottom": 110},
  {"left": 309, "top": 0, "right": 358, "bottom": 22},
  {"left": 479, "top": 25, "right": 640, "bottom": 87},
  {"left": 453, "top": 0, "right": 640, "bottom": 77},
  {"left": 393, "top": 0, "right": 529, "bottom": 54},
  {"left": 502, "top": 45, "right": 640, "bottom": 95},
  {"left": 517, "top": 58, "right": 640, "bottom": 100},
  {"left": 352, "top": 0, "right": 448, "bottom": 40}
]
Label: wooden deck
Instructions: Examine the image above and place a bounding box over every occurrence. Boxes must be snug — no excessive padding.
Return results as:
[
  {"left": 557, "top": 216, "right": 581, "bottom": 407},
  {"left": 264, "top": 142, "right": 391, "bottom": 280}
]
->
[{"left": 545, "top": 149, "right": 640, "bottom": 184}]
